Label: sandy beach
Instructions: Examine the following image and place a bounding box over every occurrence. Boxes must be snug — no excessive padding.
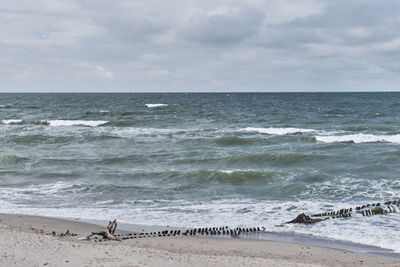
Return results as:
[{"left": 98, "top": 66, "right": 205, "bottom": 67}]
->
[{"left": 0, "top": 213, "right": 399, "bottom": 267}]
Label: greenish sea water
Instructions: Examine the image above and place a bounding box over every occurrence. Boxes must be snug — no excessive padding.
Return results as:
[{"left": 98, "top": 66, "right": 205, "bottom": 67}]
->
[{"left": 0, "top": 93, "right": 399, "bottom": 251}]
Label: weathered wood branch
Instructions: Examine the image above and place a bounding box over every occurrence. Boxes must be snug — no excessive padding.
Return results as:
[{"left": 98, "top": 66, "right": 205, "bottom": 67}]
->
[
  {"left": 87, "top": 219, "right": 120, "bottom": 241},
  {"left": 286, "top": 213, "right": 327, "bottom": 224}
]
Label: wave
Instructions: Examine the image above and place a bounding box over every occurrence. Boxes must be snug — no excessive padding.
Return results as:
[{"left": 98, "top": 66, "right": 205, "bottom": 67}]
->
[
  {"left": 0, "top": 155, "right": 30, "bottom": 163},
  {"left": 1, "top": 119, "right": 108, "bottom": 127},
  {"left": 84, "top": 110, "right": 110, "bottom": 115},
  {"left": 47, "top": 120, "right": 109, "bottom": 127},
  {"left": 0, "top": 104, "right": 12, "bottom": 108},
  {"left": 315, "top": 133, "right": 400, "bottom": 144},
  {"left": 98, "top": 154, "right": 148, "bottom": 164},
  {"left": 107, "top": 127, "right": 195, "bottom": 137},
  {"left": 241, "top": 127, "right": 315, "bottom": 135},
  {"left": 145, "top": 103, "right": 168, "bottom": 108},
  {"left": 227, "top": 153, "right": 324, "bottom": 166},
  {"left": 2, "top": 119, "right": 23, "bottom": 124},
  {"left": 5, "top": 134, "right": 79, "bottom": 145},
  {"left": 342, "top": 126, "right": 368, "bottom": 132},
  {"left": 342, "top": 125, "right": 395, "bottom": 132},
  {"left": 184, "top": 170, "right": 282, "bottom": 185},
  {"left": 214, "top": 136, "right": 251, "bottom": 146}
]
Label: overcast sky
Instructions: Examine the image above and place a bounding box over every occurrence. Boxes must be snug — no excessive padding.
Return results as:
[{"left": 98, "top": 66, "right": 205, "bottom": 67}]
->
[{"left": 1, "top": 0, "right": 400, "bottom": 92}]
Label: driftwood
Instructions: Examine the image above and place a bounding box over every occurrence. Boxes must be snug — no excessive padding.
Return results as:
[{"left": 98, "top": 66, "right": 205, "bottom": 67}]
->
[
  {"left": 87, "top": 219, "right": 120, "bottom": 241},
  {"left": 287, "top": 213, "right": 326, "bottom": 224}
]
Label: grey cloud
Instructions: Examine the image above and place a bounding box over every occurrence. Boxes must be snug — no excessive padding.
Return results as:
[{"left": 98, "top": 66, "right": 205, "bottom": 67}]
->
[
  {"left": 290, "top": 1, "right": 400, "bottom": 28},
  {"left": 2, "top": 0, "right": 400, "bottom": 92},
  {"left": 281, "top": 1, "right": 400, "bottom": 47},
  {"left": 251, "top": 0, "right": 400, "bottom": 63},
  {"left": 78, "top": 0, "right": 171, "bottom": 42},
  {"left": 182, "top": 8, "right": 265, "bottom": 44}
]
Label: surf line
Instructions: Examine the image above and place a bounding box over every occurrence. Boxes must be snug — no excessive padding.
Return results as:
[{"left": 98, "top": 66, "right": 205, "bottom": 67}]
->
[{"left": 79, "top": 198, "right": 400, "bottom": 242}]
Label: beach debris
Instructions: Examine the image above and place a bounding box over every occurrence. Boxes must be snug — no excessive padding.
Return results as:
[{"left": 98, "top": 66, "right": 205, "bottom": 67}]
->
[
  {"left": 287, "top": 213, "right": 327, "bottom": 224},
  {"left": 86, "top": 219, "right": 120, "bottom": 241},
  {"left": 45, "top": 229, "right": 77, "bottom": 237},
  {"left": 59, "top": 229, "right": 77, "bottom": 237}
]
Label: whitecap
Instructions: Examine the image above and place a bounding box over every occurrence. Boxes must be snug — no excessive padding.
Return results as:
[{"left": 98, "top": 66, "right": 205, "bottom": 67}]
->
[
  {"left": 315, "top": 133, "right": 400, "bottom": 144},
  {"left": 47, "top": 120, "right": 108, "bottom": 127},
  {"left": 108, "top": 127, "right": 186, "bottom": 137},
  {"left": 2, "top": 119, "right": 23, "bottom": 124},
  {"left": 241, "top": 127, "right": 315, "bottom": 135},
  {"left": 145, "top": 103, "right": 168, "bottom": 108},
  {"left": 219, "top": 169, "right": 248, "bottom": 174}
]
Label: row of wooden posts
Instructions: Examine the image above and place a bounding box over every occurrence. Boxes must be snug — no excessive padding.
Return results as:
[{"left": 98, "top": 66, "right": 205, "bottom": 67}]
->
[{"left": 87, "top": 198, "right": 400, "bottom": 241}]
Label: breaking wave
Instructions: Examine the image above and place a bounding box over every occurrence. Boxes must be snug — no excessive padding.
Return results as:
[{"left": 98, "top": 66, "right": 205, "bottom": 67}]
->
[
  {"left": 316, "top": 133, "right": 400, "bottom": 144},
  {"left": 145, "top": 103, "right": 168, "bottom": 108},
  {"left": 2, "top": 119, "right": 23, "bottom": 124},
  {"left": 241, "top": 127, "right": 315, "bottom": 135},
  {"left": 47, "top": 120, "right": 109, "bottom": 127}
]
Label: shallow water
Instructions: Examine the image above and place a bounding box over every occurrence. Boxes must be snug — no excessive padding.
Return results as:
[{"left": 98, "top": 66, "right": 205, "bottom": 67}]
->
[{"left": 0, "top": 93, "right": 399, "bottom": 252}]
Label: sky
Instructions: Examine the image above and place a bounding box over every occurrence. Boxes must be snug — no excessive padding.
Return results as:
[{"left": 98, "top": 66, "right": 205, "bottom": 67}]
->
[{"left": 1, "top": 0, "right": 400, "bottom": 92}]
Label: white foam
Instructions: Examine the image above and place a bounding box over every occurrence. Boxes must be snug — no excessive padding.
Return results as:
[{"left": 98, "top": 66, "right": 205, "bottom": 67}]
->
[
  {"left": 145, "top": 103, "right": 168, "bottom": 108},
  {"left": 219, "top": 169, "right": 249, "bottom": 174},
  {"left": 241, "top": 127, "right": 315, "bottom": 135},
  {"left": 106, "top": 127, "right": 193, "bottom": 137},
  {"left": 220, "top": 170, "right": 234, "bottom": 174},
  {"left": 316, "top": 133, "right": 400, "bottom": 144},
  {"left": 47, "top": 120, "right": 108, "bottom": 127},
  {"left": 2, "top": 119, "right": 22, "bottom": 124}
]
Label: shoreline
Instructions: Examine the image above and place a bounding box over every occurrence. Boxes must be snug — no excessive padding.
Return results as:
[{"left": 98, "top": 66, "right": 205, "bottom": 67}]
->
[
  {"left": 1, "top": 213, "right": 399, "bottom": 266},
  {"left": 79, "top": 217, "right": 400, "bottom": 260}
]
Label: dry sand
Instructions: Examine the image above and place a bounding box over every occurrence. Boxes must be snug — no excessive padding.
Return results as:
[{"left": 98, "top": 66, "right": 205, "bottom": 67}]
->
[{"left": 0, "top": 213, "right": 399, "bottom": 267}]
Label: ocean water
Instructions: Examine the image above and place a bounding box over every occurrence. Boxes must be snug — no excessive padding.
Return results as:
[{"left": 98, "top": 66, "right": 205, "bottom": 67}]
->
[{"left": 0, "top": 93, "right": 399, "bottom": 252}]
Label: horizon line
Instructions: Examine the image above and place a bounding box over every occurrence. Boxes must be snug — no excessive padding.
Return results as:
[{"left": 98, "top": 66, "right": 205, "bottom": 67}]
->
[{"left": 1, "top": 91, "right": 400, "bottom": 94}]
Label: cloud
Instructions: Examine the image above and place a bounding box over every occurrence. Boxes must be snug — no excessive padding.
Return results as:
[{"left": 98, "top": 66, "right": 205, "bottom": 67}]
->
[
  {"left": 181, "top": 7, "right": 264, "bottom": 44},
  {"left": 140, "top": 54, "right": 168, "bottom": 62},
  {"left": 0, "top": 1, "right": 101, "bottom": 45},
  {"left": 78, "top": 0, "right": 172, "bottom": 42},
  {"left": 95, "top": 65, "right": 113, "bottom": 79},
  {"left": 2, "top": 0, "right": 400, "bottom": 92}
]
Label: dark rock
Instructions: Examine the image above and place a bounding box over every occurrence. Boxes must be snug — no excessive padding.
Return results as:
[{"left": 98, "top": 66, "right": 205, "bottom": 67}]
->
[{"left": 287, "top": 213, "right": 326, "bottom": 224}]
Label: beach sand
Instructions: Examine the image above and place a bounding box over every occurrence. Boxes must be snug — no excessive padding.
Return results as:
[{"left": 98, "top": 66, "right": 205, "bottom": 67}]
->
[{"left": 0, "top": 213, "right": 399, "bottom": 267}]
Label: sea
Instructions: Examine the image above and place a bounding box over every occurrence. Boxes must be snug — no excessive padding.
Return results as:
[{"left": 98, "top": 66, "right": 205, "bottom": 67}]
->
[{"left": 0, "top": 93, "right": 399, "bottom": 253}]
